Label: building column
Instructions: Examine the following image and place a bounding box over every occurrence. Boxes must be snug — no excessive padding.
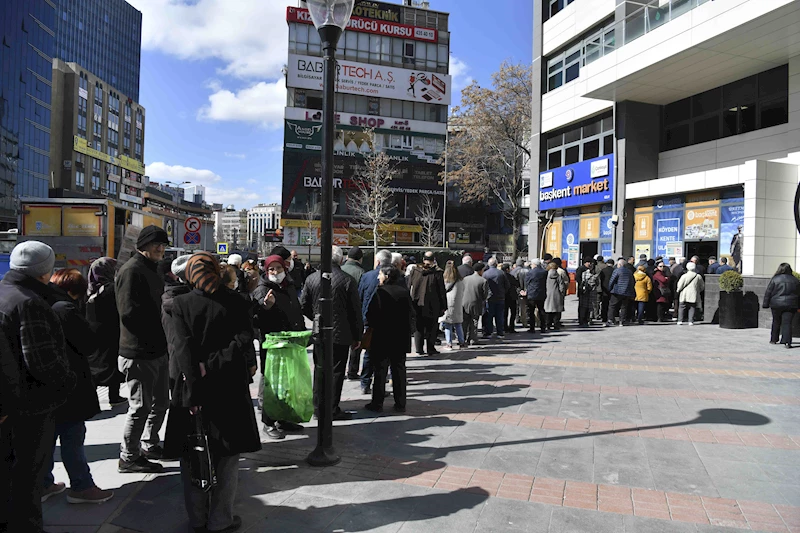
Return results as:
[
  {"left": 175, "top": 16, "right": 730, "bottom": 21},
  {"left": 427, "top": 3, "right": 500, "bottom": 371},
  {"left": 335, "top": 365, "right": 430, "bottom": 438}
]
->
[{"left": 528, "top": 0, "right": 544, "bottom": 257}]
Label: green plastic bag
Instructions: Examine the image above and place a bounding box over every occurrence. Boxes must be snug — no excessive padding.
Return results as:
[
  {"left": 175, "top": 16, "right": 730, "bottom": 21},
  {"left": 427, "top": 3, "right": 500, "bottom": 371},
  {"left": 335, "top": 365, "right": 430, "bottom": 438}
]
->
[{"left": 262, "top": 330, "right": 314, "bottom": 423}]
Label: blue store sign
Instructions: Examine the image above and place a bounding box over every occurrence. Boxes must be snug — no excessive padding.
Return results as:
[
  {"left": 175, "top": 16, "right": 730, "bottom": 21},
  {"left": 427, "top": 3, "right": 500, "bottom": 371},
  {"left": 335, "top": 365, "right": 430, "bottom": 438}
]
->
[{"left": 539, "top": 155, "right": 614, "bottom": 210}]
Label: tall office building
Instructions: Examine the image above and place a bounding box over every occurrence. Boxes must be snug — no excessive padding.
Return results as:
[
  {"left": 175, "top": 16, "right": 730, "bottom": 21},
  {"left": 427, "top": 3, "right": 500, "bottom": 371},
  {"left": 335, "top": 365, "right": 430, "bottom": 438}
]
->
[
  {"left": 183, "top": 184, "right": 206, "bottom": 204},
  {"left": 281, "top": 0, "right": 450, "bottom": 250},
  {"left": 0, "top": 0, "right": 57, "bottom": 230},
  {"left": 530, "top": 0, "right": 799, "bottom": 277},
  {"left": 54, "top": 0, "right": 142, "bottom": 101}
]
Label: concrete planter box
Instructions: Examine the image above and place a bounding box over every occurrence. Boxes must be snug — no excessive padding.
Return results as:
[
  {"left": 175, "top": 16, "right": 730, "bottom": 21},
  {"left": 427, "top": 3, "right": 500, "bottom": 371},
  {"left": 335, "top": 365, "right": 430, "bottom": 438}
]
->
[{"left": 705, "top": 274, "right": 800, "bottom": 336}]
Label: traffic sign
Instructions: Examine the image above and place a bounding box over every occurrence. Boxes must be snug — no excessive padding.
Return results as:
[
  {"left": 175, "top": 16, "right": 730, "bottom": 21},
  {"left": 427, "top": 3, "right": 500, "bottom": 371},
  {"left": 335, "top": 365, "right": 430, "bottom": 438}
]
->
[
  {"left": 184, "top": 217, "right": 201, "bottom": 232},
  {"left": 217, "top": 242, "right": 229, "bottom": 255},
  {"left": 184, "top": 231, "right": 201, "bottom": 245}
]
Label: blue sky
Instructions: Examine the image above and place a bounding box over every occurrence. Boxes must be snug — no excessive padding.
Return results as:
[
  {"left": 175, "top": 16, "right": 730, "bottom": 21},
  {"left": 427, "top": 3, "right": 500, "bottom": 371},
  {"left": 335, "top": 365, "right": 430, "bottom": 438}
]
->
[{"left": 129, "top": 0, "right": 533, "bottom": 209}]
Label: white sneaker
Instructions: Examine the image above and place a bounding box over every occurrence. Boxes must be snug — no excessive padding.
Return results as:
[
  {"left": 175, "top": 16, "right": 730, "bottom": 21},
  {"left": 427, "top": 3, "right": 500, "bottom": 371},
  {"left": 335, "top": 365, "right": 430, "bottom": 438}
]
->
[
  {"left": 688, "top": 322, "right": 694, "bottom": 326},
  {"left": 677, "top": 321, "right": 683, "bottom": 325}
]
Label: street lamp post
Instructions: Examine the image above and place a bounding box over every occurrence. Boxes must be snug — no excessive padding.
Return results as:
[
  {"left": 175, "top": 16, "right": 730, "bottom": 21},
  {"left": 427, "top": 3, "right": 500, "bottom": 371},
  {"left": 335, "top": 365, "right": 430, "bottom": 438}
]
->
[{"left": 305, "top": 0, "right": 354, "bottom": 468}]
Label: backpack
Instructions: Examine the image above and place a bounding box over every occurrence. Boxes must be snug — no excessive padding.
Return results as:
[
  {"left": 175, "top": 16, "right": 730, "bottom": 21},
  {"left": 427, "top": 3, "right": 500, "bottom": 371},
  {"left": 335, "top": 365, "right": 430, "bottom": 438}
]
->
[{"left": 582, "top": 271, "right": 599, "bottom": 293}]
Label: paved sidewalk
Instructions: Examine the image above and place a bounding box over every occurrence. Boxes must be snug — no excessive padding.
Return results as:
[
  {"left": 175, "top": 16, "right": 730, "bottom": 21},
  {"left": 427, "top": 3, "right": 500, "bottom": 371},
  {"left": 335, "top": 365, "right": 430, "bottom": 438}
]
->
[{"left": 44, "top": 298, "right": 800, "bottom": 532}]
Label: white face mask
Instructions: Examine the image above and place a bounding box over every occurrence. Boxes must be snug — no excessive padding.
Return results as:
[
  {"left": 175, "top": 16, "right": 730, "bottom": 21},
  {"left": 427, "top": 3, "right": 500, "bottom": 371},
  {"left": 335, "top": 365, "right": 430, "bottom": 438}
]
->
[{"left": 269, "top": 272, "right": 286, "bottom": 284}]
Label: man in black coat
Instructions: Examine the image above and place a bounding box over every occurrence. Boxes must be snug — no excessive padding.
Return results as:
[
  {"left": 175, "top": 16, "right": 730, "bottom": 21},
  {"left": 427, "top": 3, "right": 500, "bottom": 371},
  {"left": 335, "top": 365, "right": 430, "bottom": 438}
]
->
[
  {"left": 0, "top": 241, "right": 76, "bottom": 532},
  {"left": 597, "top": 259, "right": 615, "bottom": 324},
  {"left": 116, "top": 225, "right": 170, "bottom": 473},
  {"left": 457, "top": 254, "right": 475, "bottom": 279},
  {"left": 301, "top": 246, "right": 363, "bottom": 420},
  {"left": 408, "top": 251, "right": 447, "bottom": 354},
  {"left": 525, "top": 259, "right": 548, "bottom": 333}
]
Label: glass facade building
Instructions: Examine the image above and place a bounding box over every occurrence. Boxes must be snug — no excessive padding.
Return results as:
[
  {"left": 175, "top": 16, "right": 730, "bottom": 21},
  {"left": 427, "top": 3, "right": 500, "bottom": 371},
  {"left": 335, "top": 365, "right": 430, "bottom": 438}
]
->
[
  {"left": 0, "top": 0, "right": 56, "bottom": 229},
  {"left": 54, "top": 0, "right": 142, "bottom": 101}
]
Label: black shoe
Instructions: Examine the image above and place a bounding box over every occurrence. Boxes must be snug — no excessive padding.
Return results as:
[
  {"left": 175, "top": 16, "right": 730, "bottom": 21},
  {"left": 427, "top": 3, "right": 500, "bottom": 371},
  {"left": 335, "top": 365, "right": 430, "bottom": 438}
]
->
[
  {"left": 427, "top": 350, "right": 440, "bottom": 355},
  {"left": 208, "top": 515, "right": 242, "bottom": 532},
  {"left": 346, "top": 374, "right": 360, "bottom": 381},
  {"left": 364, "top": 403, "right": 383, "bottom": 413},
  {"left": 638, "top": 320, "right": 644, "bottom": 325},
  {"left": 141, "top": 445, "right": 164, "bottom": 461},
  {"left": 393, "top": 404, "right": 406, "bottom": 413},
  {"left": 108, "top": 396, "right": 128, "bottom": 407},
  {"left": 770, "top": 341, "right": 778, "bottom": 345},
  {"left": 118, "top": 456, "right": 164, "bottom": 474},
  {"left": 362, "top": 386, "right": 372, "bottom": 395},
  {"left": 275, "top": 421, "right": 304, "bottom": 432},
  {"left": 787, "top": 344, "right": 792, "bottom": 349},
  {"left": 415, "top": 352, "right": 425, "bottom": 356},
  {"left": 263, "top": 425, "right": 286, "bottom": 440},
  {"left": 332, "top": 409, "right": 353, "bottom": 421}
]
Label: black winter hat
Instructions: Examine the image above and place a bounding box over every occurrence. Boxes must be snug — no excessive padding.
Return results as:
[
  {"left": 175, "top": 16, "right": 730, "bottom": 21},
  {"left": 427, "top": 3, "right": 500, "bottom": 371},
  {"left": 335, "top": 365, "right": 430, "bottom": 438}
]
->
[
  {"left": 348, "top": 246, "right": 363, "bottom": 260},
  {"left": 136, "top": 225, "right": 169, "bottom": 250},
  {"left": 269, "top": 245, "right": 291, "bottom": 260}
]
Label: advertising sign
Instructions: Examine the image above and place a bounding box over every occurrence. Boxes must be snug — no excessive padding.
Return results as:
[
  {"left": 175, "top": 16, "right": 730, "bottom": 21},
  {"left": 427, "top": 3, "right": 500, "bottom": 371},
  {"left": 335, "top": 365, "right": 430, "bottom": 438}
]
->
[
  {"left": 22, "top": 205, "right": 62, "bottom": 237},
  {"left": 567, "top": 245, "right": 580, "bottom": 271},
  {"left": 600, "top": 214, "right": 613, "bottom": 240},
  {"left": 720, "top": 199, "right": 744, "bottom": 269},
  {"left": 561, "top": 218, "right": 579, "bottom": 270},
  {"left": 352, "top": 0, "right": 402, "bottom": 21},
  {"left": 634, "top": 212, "right": 653, "bottom": 241},
  {"left": 287, "top": 6, "right": 437, "bottom": 42},
  {"left": 655, "top": 216, "right": 681, "bottom": 260},
  {"left": 282, "top": 151, "right": 443, "bottom": 215},
  {"left": 580, "top": 216, "right": 600, "bottom": 240},
  {"left": 63, "top": 206, "right": 102, "bottom": 237},
  {"left": 285, "top": 107, "right": 447, "bottom": 135},
  {"left": 545, "top": 221, "right": 561, "bottom": 258},
  {"left": 73, "top": 136, "right": 145, "bottom": 175},
  {"left": 634, "top": 244, "right": 651, "bottom": 260},
  {"left": 601, "top": 243, "right": 612, "bottom": 259},
  {"left": 538, "top": 155, "right": 613, "bottom": 210},
  {"left": 684, "top": 202, "right": 719, "bottom": 240},
  {"left": 287, "top": 54, "right": 452, "bottom": 105}
]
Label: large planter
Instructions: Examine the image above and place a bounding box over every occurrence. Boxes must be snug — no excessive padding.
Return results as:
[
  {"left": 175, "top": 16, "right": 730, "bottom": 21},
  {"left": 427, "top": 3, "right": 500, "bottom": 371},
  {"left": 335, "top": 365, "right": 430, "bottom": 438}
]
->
[{"left": 719, "top": 291, "right": 745, "bottom": 329}]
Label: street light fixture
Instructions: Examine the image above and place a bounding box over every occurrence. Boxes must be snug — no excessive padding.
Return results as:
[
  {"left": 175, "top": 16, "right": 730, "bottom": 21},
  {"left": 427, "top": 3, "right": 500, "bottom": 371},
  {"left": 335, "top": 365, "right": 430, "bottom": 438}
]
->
[{"left": 304, "top": 0, "right": 355, "bottom": 468}]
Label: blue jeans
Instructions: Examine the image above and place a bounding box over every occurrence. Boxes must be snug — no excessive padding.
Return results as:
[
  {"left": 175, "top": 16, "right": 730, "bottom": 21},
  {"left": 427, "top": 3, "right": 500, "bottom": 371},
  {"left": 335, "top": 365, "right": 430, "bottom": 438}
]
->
[
  {"left": 483, "top": 301, "right": 505, "bottom": 336},
  {"left": 44, "top": 421, "right": 94, "bottom": 492},
  {"left": 443, "top": 323, "right": 465, "bottom": 345},
  {"left": 360, "top": 350, "right": 373, "bottom": 391},
  {"left": 637, "top": 301, "right": 646, "bottom": 322}
]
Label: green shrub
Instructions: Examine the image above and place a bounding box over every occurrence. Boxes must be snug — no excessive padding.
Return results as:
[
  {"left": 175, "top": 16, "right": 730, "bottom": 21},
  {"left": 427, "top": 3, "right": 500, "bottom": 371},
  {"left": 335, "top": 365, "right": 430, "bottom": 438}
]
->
[{"left": 719, "top": 270, "right": 744, "bottom": 293}]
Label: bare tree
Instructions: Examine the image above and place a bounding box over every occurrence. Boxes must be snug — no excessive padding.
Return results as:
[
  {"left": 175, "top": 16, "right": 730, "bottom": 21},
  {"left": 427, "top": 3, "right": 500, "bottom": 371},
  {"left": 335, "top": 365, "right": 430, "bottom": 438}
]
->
[
  {"left": 444, "top": 62, "right": 532, "bottom": 259},
  {"left": 348, "top": 147, "right": 398, "bottom": 257},
  {"left": 415, "top": 193, "right": 441, "bottom": 248},
  {"left": 303, "top": 192, "right": 321, "bottom": 260}
]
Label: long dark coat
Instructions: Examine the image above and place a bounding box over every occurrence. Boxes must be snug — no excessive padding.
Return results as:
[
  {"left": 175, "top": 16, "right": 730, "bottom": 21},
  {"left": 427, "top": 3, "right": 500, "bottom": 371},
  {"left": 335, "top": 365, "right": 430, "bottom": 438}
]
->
[
  {"left": 85, "top": 283, "right": 123, "bottom": 386},
  {"left": 164, "top": 287, "right": 261, "bottom": 458},
  {"left": 44, "top": 285, "right": 101, "bottom": 423},
  {"left": 366, "top": 284, "right": 415, "bottom": 360}
]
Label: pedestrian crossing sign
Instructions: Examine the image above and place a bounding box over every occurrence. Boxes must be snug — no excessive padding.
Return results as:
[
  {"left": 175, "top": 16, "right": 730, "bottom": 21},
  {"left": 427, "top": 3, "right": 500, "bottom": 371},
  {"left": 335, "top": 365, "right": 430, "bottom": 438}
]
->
[{"left": 217, "top": 242, "right": 228, "bottom": 255}]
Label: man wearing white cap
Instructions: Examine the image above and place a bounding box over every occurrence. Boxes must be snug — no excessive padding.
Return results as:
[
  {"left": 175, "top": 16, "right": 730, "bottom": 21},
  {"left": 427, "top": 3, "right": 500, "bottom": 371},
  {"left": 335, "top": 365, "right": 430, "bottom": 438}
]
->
[{"left": 0, "top": 240, "right": 76, "bottom": 532}]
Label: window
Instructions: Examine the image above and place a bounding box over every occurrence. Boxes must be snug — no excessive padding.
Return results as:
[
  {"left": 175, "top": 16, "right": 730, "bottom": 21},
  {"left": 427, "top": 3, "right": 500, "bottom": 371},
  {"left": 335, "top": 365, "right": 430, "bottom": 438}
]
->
[
  {"left": 545, "top": 20, "right": 615, "bottom": 92},
  {"left": 542, "top": 112, "right": 612, "bottom": 170},
  {"left": 75, "top": 169, "right": 85, "bottom": 189},
  {"left": 108, "top": 181, "right": 117, "bottom": 196},
  {"left": 661, "top": 64, "right": 788, "bottom": 151}
]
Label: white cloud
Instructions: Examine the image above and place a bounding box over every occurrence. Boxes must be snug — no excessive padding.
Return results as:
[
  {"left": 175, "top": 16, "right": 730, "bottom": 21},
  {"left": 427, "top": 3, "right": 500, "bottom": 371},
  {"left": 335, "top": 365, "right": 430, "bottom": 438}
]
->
[
  {"left": 127, "top": 0, "right": 289, "bottom": 79},
  {"left": 450, "top": 54, "right": 473, "bottom": 92},
  {"left": 147, "top": 162, "right": 222, "bottom": 185},
  {"left": 205, "top": 186, "right": 261, "bottom": 207},
  {"left": 198, "top": 79, "right": 286, "bottom": 129},
  {"left": 224, "top": 152, "right": 247, "bottom": 159},
  {"left": 246, "top": 178, "right": 257, "bottom": 185}
]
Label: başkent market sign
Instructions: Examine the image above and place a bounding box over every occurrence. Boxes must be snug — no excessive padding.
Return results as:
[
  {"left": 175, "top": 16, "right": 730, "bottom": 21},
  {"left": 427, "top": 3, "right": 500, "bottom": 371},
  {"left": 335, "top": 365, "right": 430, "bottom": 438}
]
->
[{"left": 287, "top": 7, "right": 437, "bottom": 42}]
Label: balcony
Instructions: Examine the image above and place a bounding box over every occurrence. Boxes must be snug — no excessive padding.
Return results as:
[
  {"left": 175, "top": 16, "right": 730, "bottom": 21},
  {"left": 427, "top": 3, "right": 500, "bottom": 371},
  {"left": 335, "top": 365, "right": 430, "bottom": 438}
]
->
[{"left": 579, "top": 0, "right": 800, "bottom": 105}]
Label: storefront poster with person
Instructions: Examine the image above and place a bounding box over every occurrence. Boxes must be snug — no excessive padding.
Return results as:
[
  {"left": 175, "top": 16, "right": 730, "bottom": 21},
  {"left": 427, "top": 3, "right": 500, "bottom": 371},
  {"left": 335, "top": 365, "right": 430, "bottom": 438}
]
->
[
  {"left": 560, "top": 218, "right": 579, "bottom": 271},
  {"left": 720, "top": 199, "right": 745, "bottom": 272}
]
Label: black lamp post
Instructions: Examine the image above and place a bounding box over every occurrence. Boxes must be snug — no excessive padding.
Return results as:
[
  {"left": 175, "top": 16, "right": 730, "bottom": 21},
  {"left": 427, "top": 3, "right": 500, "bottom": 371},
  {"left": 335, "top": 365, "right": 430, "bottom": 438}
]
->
[{"left": 304, "top": 0, "right": 354, "bottom": 468}]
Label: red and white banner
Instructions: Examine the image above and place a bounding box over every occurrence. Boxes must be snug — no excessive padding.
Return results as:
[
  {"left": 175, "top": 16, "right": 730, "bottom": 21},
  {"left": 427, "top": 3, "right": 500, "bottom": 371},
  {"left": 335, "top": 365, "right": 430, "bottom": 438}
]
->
[{"left": 287, "top": 6, "right": 437, "bottom": 43}]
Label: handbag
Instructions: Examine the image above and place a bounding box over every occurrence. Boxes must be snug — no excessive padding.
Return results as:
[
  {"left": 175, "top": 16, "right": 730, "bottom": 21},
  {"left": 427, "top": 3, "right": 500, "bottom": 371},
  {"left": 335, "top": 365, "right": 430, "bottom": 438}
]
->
[
  {"left": 187, "top": 412, "right": 217, "bottom": 492},
  {"left": 361, "top": 327, "right": 374, "bottom": 351}
]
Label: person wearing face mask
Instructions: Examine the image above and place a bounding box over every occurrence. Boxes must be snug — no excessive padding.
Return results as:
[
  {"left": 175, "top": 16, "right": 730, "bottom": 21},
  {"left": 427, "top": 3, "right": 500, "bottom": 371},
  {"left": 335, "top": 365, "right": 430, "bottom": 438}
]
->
[
  {"left": 252, "top": 255, "right": 306, "bottom": 440},
  {"left": 269, "top": 246, "right": 304, "bottom": 300}
]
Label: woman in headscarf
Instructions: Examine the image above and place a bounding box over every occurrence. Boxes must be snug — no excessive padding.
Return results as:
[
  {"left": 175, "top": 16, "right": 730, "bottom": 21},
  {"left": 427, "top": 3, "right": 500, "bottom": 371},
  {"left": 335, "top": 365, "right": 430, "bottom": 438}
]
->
[
  {"left": 85, "top": 257, "right": 125, "bottom": 405},
  {"left": 252, "top": 255, "right": 306, "bottom": 440},
  {"left": 163, "top": 252, "right": 260, "bottom": 533}
]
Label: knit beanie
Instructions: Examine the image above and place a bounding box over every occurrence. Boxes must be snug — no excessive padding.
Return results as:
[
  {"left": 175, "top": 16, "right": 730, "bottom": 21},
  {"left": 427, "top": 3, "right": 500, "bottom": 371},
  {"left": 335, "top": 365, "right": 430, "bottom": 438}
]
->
[
  {"left": 10, "top": 241, "right": 55, "bottom": 278},
  {"left": 263, "top": 254, "right": 286, "bottom": 270},
  {"left": 171, "top": 254, "right": 191, "bottom": 281},
  {"left": 136, "top": 225, "right": 169, "bottom": 250}
]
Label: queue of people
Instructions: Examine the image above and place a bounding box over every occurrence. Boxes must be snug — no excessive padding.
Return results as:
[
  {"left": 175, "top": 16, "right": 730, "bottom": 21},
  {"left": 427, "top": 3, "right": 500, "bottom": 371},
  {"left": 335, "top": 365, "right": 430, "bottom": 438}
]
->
[{"left": 2, "top": 231, "right": 798, "bottom": 533}]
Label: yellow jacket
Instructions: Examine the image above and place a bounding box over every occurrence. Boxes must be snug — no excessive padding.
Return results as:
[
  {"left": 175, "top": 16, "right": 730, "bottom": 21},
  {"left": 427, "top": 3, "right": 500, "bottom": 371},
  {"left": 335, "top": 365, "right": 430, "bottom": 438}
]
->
[{"left": 634, "top": 271, "right": 652, "bottom": 302}]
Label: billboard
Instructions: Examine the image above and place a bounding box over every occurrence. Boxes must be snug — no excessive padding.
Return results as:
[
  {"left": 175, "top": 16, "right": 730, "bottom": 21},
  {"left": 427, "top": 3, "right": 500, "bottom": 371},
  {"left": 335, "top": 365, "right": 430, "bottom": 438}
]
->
[
  {"left": 538, "top": 155, "right": 614, "bottom": 211},
  {"left": 282, "top": 151, "right": 443, "bottom": 216},
  {"left": 287, "top": 6, "right": 437, "bottom": 42},
  {"left": 287, "top": 53, "right": 452, "bottom": 105},
  {"left": 285, "top": 107, "right": 447, "bottom": 135}
]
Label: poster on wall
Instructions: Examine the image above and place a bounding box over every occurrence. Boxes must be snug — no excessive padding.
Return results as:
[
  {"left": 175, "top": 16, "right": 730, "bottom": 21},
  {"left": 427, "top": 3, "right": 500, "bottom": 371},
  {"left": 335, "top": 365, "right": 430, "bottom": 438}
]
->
[
  {"left": 561, "top": 218, "right": 579, "bottom": 271},
  {"left": 600, "top": 215, "right": 613, "bottom": 240},
  {"left": 720, "top": 200, "right": 744, "bottom": 272},
  {"left": 545, "top": 221, "right": 562, "bottom": 258},
  {"left": 654, "top": 214, "right": 682, "bottom": 260},
  {"left": 666, "top": 241, "right": 683, "bottom": 259},
  {"left": 635, "top": 244, "right": 651, "bottom": 260},
  {"left": 601, "top": 244, "right": 612, "bottom": 259},
  {"left": 580, "top": 216, "right": 600, "bottom": 240},
  {"left": 684, "top": 203, "right": 720, "bottom": 240},
  {"left": 634, "top": 212, "right": 653, "bottom": 241},
  {"left": 567, "top": 245, "right": 579, "bottom": 270}
]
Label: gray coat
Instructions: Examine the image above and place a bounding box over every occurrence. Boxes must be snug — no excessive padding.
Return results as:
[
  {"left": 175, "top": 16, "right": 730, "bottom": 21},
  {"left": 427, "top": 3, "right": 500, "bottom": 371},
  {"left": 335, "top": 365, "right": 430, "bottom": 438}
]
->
[
  {"left": 544, "top": 269, "right": 566, "bottom": 313},
  {"left": 443, "top": 280, "right": 465, "bottom": 324},
  {"left": 462, "top": 272, "right": 490, "bottom": 317}
]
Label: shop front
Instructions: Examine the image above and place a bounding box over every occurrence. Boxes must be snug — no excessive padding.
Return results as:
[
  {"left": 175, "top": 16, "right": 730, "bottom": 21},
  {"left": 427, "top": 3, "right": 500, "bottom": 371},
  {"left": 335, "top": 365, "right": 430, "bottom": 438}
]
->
[
  {"left": 630, "top": 189, "right": 744, "bottom": 270},
  {"left": 538, "top": 154, "right": 614, "bottom": 272}
]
